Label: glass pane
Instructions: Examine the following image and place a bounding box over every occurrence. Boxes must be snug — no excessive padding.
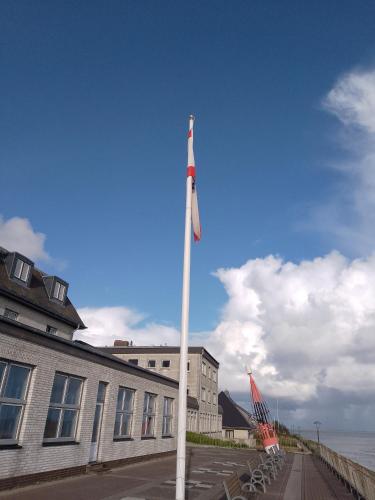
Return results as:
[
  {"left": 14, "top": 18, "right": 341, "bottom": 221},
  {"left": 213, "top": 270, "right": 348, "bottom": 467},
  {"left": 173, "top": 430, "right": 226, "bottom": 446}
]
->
[
  {"left": 14, "top": 259, "right": 23, "bottom": 279},
  {"left": 97, "top": 382, "right": 106, "bottom": 403},
  {"left": 58, "top": 285, "right": 66, "bottom": 301},
  {"left": 143, "top": 393, "right": 149, "bottom": 413},
  {"left": 50, "top": 374, "right": 66, "bottom": 404},
  {"left": 0, "top": 404, "right": 21, "bottom": 439},
  {"left": 20, "top": 262, "right": 30, "bottom": 282},
  {"left": 44, "top": 408, "right": 60, "bottom": 438},
  {"left": 117, "top": 388, "right": 124, "bottom": 411},
  {"left": 4, "top": 365, "right": 30, "bottom": 399},
  {"left": 0, "top": 362, "right": 6, "bottom": 389},
  {"left": 91, "top": 404, "right": 101, "bottom": 442},
  {"left": 121, "top": 413, "right": 132, "bottom": 436},
  {"left": 53, "top": 282, "right": 60, "bottom": 299},
  {"left": 148, "top": 395, "right": 155, "bottom": 413},
  {"left": 65, "top": 378, "right": 82, "bottom": 405},
  {"left": 124, "top": 389, "right": 134, "bottom": 412},
  {"left": 114, "top": 412, "right": 122, "bottom": 436},
  {"left": 60, "top": 409, "right": 77, "bottom": 438}
]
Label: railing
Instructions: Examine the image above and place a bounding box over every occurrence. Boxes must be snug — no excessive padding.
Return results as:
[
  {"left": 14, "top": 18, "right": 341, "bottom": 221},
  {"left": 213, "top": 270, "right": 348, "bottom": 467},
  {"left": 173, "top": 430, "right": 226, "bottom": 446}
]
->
[{"left": 303, "top": 439, "right": 375, "bottom": 500}]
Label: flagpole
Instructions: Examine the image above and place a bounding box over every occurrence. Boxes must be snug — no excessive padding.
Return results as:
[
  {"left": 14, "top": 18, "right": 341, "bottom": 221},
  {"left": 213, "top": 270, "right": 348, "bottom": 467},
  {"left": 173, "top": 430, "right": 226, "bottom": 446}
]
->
[{"left": 176, "top": 115, "right": 194, "bottom": 500}]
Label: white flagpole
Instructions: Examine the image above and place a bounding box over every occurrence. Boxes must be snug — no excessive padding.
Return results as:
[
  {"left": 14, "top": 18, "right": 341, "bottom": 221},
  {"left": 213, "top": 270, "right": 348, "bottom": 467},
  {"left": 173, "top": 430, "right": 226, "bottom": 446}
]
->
[{"left": 176, "top": 115, "right": 195, "bottom": 500}]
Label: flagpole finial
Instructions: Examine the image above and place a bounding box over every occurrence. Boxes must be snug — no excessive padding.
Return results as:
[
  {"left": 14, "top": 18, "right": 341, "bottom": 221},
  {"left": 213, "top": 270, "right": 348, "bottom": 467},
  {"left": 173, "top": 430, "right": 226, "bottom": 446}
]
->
[
  {"left": 189, "top": 114, "right": 195, "bottom": 121},
  {"left": 247, "top": 366, "right": 252, "bottom": 375}
]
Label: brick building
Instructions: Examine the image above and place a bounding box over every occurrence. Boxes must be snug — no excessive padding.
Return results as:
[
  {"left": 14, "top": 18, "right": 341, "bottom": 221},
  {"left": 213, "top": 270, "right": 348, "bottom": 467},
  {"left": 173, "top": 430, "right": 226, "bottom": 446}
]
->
[
  {"left": 99, "top": 343, "right": 223, "bottom": 437},
  {"left": 0, "top": 247, "right": 179, "bottom": 489}
]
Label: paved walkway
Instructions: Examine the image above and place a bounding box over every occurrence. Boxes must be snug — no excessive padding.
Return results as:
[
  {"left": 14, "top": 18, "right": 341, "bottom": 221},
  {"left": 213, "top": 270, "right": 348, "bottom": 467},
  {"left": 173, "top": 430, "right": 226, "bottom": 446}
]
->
[{"left": 0, "top": 447, "right": 354, "bottom": 500}]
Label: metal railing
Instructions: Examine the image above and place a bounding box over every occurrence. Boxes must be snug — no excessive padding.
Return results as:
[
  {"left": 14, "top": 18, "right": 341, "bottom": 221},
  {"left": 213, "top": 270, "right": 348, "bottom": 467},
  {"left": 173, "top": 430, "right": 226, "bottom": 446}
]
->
[{"left": 307, "top": 440, "right": 375, "bottom": 500}]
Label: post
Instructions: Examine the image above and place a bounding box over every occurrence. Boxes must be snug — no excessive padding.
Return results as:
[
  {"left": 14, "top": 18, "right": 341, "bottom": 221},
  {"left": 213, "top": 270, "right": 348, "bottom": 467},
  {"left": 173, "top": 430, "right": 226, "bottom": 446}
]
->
[
  {"left": 313, "top": 420, "right": 321, "bottom": 445},
  {"left": 175, "top": 133, "right": 194, "bottom": 499}
]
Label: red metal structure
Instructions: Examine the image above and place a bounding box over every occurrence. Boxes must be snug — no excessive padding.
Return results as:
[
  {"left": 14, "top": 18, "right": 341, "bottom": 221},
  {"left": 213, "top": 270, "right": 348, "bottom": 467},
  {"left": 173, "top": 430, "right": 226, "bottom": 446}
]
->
[{"left": 248, "top": 368, "right": 279, "bottom": 454}]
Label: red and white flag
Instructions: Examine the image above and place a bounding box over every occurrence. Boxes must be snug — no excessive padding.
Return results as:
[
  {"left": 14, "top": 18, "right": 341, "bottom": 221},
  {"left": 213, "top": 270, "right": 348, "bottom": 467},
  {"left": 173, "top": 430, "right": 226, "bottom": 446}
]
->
[{"left": 187, "top": 116, "right": 201, "bottom": 241}]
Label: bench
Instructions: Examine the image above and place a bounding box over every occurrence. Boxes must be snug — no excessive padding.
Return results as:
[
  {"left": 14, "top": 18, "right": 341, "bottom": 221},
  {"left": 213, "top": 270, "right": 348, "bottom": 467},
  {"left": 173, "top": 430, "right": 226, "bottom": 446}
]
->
[{"left": 223, "top": 471, "right": 256, "bottom": 500}]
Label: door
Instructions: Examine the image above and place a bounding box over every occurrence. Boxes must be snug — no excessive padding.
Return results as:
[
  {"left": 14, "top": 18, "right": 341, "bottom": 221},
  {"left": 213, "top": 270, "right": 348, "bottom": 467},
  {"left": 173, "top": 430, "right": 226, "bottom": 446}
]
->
[{"left": 89, "top": 382, "right": 106, "bottom": 462}]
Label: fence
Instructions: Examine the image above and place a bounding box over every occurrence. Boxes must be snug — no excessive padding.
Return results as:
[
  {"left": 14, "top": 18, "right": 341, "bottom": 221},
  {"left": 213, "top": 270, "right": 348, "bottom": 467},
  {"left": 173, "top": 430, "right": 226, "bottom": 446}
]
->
[{"left": 304, "top": 440, "right": 375, "bottom": 500}]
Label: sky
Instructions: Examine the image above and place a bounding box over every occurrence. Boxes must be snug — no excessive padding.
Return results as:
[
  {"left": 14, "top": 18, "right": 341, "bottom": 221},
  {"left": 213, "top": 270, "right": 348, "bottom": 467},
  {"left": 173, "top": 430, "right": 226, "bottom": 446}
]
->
[{"left": 2, "top": 0, "right": 375, "bottom": 431}]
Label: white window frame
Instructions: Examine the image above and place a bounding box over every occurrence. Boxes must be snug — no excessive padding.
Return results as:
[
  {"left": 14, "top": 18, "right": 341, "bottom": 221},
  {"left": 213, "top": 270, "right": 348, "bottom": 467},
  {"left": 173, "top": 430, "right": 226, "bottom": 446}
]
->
[
  {"left": 53, "top": 281, "right": 66, "bottom": 302},
  {"left": 208, "top": 390, "right": 211, "bottom": 404},
  {"left": 162, "top": 397, "right": 173, "bottom": 436},
  {"left": 0, "top": 360, "right": 32, "bottom": 445},
  {"left": 142, "top": 392, "right": 157, "bottom": 437},
  {"left": 14, "top": 259, "right": 31, "bottom": 283},
  {"left": 201, "top": 387, "right": 206, "bottom": 402},
  {"left": 114, "top": 387, "right": 135, "bottom": 439},
  {"left": 43, "top": 372, "right": 83, "bottom": 443},
  {"left": 202, "top": 361, "right": 206, "bottom": 376},
  {"left": 213, "top": 392, "right": 217, "bottom": 405},
  {"left": 208, "top": 366, "right": 211, "bottom": 379},
  {"left": 213, "top": 370, "right": 217, "bottom": 382}
]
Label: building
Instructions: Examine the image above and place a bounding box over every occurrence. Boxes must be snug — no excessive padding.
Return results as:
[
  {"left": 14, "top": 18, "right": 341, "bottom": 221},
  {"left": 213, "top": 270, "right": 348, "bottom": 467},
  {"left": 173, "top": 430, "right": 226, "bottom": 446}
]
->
[
  {"left": 218, "top": 390, "right": 256, "bottom": 447},
  {"left": 99, "top": 343, "right": 222, "bottom": 437},
  {"left": 0, "top": 247, "right": 179, "bottom": 489}
]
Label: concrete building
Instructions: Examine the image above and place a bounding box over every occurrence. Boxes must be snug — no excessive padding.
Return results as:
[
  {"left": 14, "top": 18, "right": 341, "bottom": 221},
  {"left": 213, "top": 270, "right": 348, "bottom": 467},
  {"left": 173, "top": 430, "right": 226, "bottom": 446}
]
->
[
  {"left": 99, "top": 343, "right": 222, "bottom": 437},
  {"left": 0, "top": 247, "right": 179, "bottom": 489},
  {"left": 218, "top": 390, "right": 256, "bottom": 448}
]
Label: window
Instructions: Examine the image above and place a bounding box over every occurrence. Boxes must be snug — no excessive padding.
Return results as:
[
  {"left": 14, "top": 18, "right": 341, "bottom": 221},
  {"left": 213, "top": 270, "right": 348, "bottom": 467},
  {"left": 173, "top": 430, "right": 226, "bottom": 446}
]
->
[
  {"left": 0, "top": 360, "right": 31, "bottom": 443},
  {"left": 201, "top": 387, "right": 206, "bottom": 402},
  {"left": 147, "top": 360, "right": 156, "bottom": 368},
  {"left": 161, "top": 360, "right": 170, "bottom": 368},
  {"left": 14, "top": 259, "right": 31, "bottom": 283},
  {"left": 187, "top": 385, "right": 190, "bottom": 396},
  {"left": 208, "top": 366, "right": 211, "bottom": 379},
  {"left": 128, "top": 359, "right": 138, "bottom": 366},
  {"left": 162, "top": 397, "right": 173, "bottom": 436},
  {"left": 225, "top": 429, "right": 234, "bottom": 439},
  {"left": 3, "top": 308, "right": 19, "bottom": 321},
  {"left": 142, "top": 392, "right": 156, "bottom": 437},
  {"left": 208, "top": 390, "right": 211, "bottom": 403},
  {"left": 44, "top": 373, "right": 83, "bottom": 442},
  {"left": 202, "top": 362, "right": 206, "bottom": 376},
  {"left": 187, "top": 360, "right": 190, "bottom": 372},
  {"left": 53, "top": 281, "right": 66, "bottom": 302},
  {"left": 114, "top": 387, "right": 135, "bottom": 438},
  {"left": 46, "top": 325, "right": 57, "bottom": 335},
  {"left": 213, "top": 392, "right": 217, "bottom": 405},
  {"left": 213, "top": 370, "right": 217, "bottom": 382}
]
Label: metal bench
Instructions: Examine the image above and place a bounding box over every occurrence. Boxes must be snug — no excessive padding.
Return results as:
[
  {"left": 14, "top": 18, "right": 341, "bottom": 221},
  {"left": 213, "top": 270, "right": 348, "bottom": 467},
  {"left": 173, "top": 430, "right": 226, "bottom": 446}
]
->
[{"left": 223, "top": 471, "right": 255, "bottom": 500}]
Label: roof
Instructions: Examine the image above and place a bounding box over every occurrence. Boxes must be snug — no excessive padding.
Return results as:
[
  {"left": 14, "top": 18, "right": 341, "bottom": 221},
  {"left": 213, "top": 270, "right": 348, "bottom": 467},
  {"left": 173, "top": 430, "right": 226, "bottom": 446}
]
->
[
  {"left": 99, "top": 345, "right": 220, "bottom": 368},
  {"left": 0, "top": 315, "right": 178, "bottom": 388},
  {"left": 218, "top": 391, "right": 257, "bottom": 430},
  {"left": 0, "top": 247, "right": 86, "bottom": 329}
]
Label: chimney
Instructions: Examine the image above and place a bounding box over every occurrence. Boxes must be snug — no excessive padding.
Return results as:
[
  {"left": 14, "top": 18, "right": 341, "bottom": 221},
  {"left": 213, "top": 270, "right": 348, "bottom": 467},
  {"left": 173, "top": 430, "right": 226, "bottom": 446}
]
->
[{"left": 114, "top": 340, "right": 129, "bottom": 347}]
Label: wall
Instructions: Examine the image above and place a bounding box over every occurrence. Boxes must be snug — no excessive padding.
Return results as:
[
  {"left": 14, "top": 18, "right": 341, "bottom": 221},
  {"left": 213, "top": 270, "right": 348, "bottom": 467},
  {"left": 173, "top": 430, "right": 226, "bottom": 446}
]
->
[{"left": 0, "top": 329, "right": 178, "bottom": 481}]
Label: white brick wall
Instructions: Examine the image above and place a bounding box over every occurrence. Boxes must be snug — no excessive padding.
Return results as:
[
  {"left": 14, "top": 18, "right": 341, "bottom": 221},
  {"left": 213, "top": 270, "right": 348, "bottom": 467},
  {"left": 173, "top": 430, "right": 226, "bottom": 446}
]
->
[{"left": 0, "top": 331, "right": 178, "bottom": 480}]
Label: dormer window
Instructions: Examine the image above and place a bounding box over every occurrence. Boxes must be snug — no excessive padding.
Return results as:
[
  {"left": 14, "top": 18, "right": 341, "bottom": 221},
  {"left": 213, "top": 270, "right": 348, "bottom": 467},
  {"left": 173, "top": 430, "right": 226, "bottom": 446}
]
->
[
  {"left": 14, "top": 259, "right": 31, "bottom": 282},
  {"left": 53, "top": 281, "right": 66, "bottom": 302}
]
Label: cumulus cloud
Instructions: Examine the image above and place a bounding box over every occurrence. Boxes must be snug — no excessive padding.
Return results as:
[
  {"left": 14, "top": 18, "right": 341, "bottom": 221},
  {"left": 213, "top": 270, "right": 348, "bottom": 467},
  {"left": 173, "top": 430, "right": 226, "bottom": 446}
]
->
[
  {"left": 316, "top": 68, "right": 375, "bottom": 254},
  {"left": 202, "top": 251, "right": 375, "bottom": 427},
  {"left": 76, "top": 306, "right": 181, "bottom": 347},
  {"left": 0, "top": 215, "right": 50, "bottom": 262}
]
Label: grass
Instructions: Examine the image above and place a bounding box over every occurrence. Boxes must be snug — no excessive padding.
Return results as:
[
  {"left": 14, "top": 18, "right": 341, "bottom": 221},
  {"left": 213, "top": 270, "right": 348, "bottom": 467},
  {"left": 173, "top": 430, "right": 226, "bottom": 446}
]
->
[{"left": 186, "top": 431, "right": 250, "bottom": 449}]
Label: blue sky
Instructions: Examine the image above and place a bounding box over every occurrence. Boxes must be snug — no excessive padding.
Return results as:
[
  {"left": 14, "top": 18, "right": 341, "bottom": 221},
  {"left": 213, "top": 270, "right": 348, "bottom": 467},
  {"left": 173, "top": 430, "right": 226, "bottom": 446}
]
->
[{"left": 2, "top": 1, "right": 375, "bottom": 429}]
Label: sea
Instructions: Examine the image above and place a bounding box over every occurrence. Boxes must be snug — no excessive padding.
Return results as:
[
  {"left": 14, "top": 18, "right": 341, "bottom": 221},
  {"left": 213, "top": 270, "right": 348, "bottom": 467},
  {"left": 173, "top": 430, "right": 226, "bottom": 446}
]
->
[{"left": 300, "top": 430, "right": 375, "bottom": 472}]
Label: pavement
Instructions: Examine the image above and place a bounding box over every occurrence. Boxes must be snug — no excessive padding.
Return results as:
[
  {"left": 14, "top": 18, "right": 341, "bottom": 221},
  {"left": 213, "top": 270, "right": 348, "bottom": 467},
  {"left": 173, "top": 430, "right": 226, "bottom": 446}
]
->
[{"left": 0, "top": 446, "right": 355, "bottom": 500}]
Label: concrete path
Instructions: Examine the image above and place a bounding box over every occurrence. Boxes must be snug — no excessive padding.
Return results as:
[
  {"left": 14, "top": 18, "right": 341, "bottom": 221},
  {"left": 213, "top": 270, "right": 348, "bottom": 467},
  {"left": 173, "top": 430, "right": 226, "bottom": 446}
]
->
[{"left": 282, "top": 454, "right": 302, "bottom": 500}]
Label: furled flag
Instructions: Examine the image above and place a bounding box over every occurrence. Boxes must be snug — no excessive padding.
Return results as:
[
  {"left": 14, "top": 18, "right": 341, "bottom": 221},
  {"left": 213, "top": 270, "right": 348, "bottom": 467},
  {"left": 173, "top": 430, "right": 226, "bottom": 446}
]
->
[{"left": 187, "top": 116, "right": 201, "bottom": 241}]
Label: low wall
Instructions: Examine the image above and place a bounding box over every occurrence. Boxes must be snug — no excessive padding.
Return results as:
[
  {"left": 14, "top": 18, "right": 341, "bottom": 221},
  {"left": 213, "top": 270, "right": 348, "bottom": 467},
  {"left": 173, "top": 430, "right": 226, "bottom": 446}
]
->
[{"left": 303, "top": 439, "right": 375, "bottom": 500}]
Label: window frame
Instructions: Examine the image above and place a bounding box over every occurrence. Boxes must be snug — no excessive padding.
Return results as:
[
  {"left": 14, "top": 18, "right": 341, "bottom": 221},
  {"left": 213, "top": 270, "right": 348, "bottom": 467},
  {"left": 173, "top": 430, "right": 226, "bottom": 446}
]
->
[
  {"left": 162, "top": 397, "right": 174, "bottom": 436},
  {"left": 114, "top": 386, "right": 135, "bottom": 439},
  {"left": 0, "top": 359, "right": 32, "bottom": 445},
  {"left": 53, "top": 281, "right": 67, "bottom": 302},
  {"left": 43, "top": 372, "right": 83, "bottom": 443},
  {"left": 201, "top": 387, "right": 206, "bottom": 402},
  {"left": 202, "top": 361, "right": 206, "bottom": 376},
  {"left": 13, "top": 259, "right": 31, "bottom": 283},
  {"left": 46, "top": 325, "right": 57, "bottom": 335},
  {"left": 213, "top": 370, "right": 217, "bottom": 382},
  {"left": 142, "top": 392, "right": 157, "bottom": 437},
  {"left": 147, "top": 360, "right": 156, "bottom": 368},
  {"left": 128, "top": 359, "right": 138, "bottom": 366},
  {"left": 161, "top": 360, "right": 170, "bottom": 369},
  {"left": 3, "top": 308, "right": 19, "bottom": 321}
]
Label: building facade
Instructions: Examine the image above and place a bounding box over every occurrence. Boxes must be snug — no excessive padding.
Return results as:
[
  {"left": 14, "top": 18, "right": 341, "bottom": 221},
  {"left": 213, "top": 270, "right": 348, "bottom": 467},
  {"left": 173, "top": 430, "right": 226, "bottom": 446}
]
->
[
  {"left": 0, "top": 248, "right": 179, "bottom": 489},
  {"left": 99, "top": 344, "right": 222, "bottom": 437},
  {"left": 218, "top": 390, "right": 256, "bottom": 448}
]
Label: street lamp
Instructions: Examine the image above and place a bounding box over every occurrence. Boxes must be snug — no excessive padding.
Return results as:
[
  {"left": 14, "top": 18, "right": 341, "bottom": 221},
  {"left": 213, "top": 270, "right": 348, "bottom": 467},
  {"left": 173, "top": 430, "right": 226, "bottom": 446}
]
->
[{"left": 313, "top": 421, "right": 321, "bottom": 444}]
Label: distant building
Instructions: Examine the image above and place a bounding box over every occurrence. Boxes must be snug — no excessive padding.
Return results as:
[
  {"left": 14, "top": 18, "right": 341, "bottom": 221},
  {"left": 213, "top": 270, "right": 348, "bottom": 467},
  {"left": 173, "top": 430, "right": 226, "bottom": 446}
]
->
[
  {"left": 99, "top": 343, "right": 222, "bottom": 437},
  {"left": 0, "top": 247, "right": 179, "bottom": 490},
  {"left": 218, "top": 390, "right": 256, "bottom": 447}
]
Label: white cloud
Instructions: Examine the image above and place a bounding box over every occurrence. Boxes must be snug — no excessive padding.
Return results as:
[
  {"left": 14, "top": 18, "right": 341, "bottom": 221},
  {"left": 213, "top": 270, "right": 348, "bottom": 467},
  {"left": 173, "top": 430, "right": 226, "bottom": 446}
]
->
[
  {"left": 76, "top": 306, "right": 181, "bottom": 347},
  {"left": 317, "top": 68, "right": 375, "bottom": 254},
  {"left": 203, "top": 251, "right": 375, "bottom": 407},
  {"left": 0, "top": 215, "right": 50, "bottom": 262}
]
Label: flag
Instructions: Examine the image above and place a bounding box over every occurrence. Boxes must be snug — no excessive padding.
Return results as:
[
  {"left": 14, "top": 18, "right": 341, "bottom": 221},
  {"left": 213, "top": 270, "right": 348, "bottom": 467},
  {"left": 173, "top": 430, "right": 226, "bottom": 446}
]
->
[{"left": 187, "top": 116, "right": 201, "bottom": 241}]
